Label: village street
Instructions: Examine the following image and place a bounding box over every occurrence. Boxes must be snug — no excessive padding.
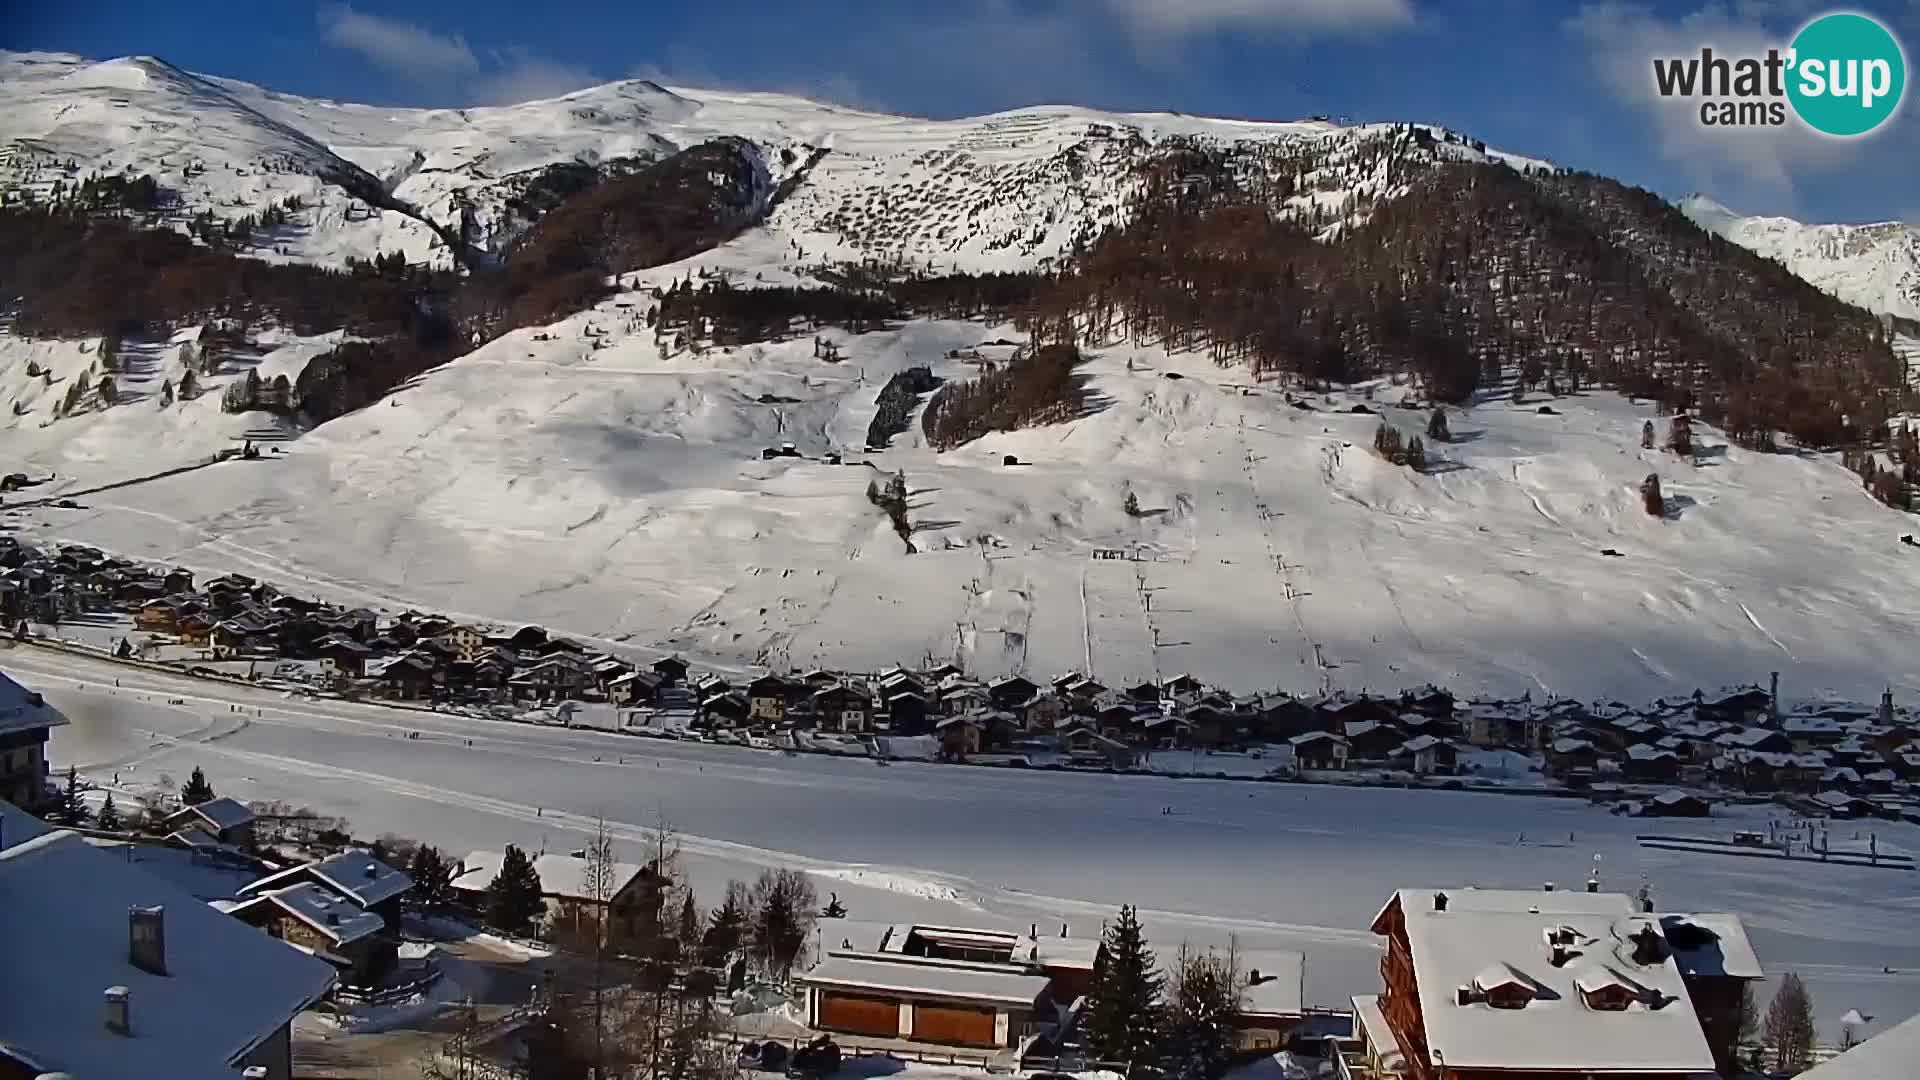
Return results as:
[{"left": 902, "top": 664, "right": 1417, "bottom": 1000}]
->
[{"left": 11, "top": 639, "right": 1920, "bottom": 1033}]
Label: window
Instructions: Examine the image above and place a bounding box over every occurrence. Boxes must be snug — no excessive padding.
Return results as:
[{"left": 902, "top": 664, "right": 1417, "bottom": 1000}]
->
[{"left": 1485, "top": 986, "right": 1531, "bottom": 1010}]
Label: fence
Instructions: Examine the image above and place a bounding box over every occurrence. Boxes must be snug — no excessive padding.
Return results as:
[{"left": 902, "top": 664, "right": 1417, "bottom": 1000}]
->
[{"left": 334, "top": 965, "right": 443, "bottom": 1006}]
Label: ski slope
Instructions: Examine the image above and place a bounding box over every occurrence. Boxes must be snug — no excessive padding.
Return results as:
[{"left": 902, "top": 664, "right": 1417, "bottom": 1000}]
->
[{"left": 9, "top": 272, "right": 1920, "bottom": 701}]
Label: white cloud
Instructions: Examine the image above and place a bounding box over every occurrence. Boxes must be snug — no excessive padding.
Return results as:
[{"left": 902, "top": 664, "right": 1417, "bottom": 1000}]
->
[
  {"left": 471, "top": 48, "right": 602, "bottom": 105},
  {"left": 1565, "top": 2, "right": 1876, "bottom": 210},
  {"left": 316, "top": 4, "right": 606, "bottom": 105},
  {"left": 316, "top": 4, "right": 478, "bottom": 85},
  {"left": 1101, "top": 0, "right": 1416, "bottom": 36}
]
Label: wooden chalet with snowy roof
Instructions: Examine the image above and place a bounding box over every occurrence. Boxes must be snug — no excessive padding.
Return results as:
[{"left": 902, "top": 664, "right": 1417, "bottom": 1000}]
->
[{"left": 1359, "top": 885, "right": 1749, "bottom": 1080}]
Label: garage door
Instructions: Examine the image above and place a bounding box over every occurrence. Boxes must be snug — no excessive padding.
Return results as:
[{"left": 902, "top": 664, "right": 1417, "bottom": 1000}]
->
[
  {"left": 912, "top": 1004, "right": 997, "bottom": 1047},
  {"left": 817, "top": 992, "right": 898, "bottom": 1037}
]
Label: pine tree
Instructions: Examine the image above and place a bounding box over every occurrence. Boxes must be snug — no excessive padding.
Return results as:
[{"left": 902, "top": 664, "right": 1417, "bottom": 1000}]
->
[
  {"left": 484, "top": 844, "right": 546, "bottom": 935},
  {"left": 56, "top": 766, "right": 89, "bottom": 826},
  {"left": 1763, "top": 972, "right": 1816, "bottom": 1074},
  {"left": 1083, "top": 905, "right": 1164, "bottom": 1071},
  {"left": 677, "top": 890, "right": 702, "bottom": 961},
  {"left": 1642, "top": 420, "right": 1655, "bottom": 449},
  {"left": 96, "top": 791, "right": 123, "bottom": 831},
  {"left": 180, "top": 766, "right": 215, "bottom": 806},
  {"left": 1668, "top": 414, "right": 1693, "bottom": 458},
  {"left": 747, "top": 867, "right": 817, "bottom": 980},
  {"left": 1124, "top": 491, "right": 1141, "bottom": 517},
  {"left": 1427, "top": 407, "right": 1450, "bottom": 443},
  {"left": 407, "top": 844, "right": 453, "bottom": 907},
  {"left": 702, "top": 880, "right": 749, "bottom": 968},
  {"left": 1405, "top": 435, "right": 1426, "bottom": 472}
]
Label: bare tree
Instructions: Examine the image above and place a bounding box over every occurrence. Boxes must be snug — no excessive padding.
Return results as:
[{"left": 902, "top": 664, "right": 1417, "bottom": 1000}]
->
[{"left": 1763, "top": 972, "right": 1817, "bottom": 1074}]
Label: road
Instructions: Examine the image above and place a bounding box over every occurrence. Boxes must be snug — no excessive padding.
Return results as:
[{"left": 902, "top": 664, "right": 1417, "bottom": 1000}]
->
[{"left": 10, "top": 640, "right": 1920, "bottom": 1034}]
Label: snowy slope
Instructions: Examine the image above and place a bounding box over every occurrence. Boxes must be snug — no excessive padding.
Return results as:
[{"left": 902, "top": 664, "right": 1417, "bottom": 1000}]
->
[
  {"left": 10, "top": 270, "right": 1920, "bottom": 702},
  {"left": 2, "top": 49, "right": 1464, "bottom": 274},
  {"left": 1680, "top": 194, "right": 1920, "bottom": 322}
]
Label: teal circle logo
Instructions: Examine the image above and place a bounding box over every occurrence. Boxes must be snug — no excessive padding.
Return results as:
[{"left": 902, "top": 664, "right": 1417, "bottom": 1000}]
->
[{"left": 1787, "top": 12, "right": 1906, "bottom": 136}]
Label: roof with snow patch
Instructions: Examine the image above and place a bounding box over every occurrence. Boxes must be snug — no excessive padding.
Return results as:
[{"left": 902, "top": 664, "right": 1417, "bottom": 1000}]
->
[
  {"left": 231, "top": 881, "right": 386, "bottom": 947},
  {"left": 239, "top": 848, "right": 411, "bottom": 908},
  {"left": 0, "top": 668, "right": 68, "bottom": 737},
  {"left": 0, "top": 821, "right": 334, "bottom": 1080},
  {"left": 796, "top": 951, "right": 1050, "bottom": 1007},
  {"left": 1796, "top": 1008, "right": 1920, "bottom": 1080}
]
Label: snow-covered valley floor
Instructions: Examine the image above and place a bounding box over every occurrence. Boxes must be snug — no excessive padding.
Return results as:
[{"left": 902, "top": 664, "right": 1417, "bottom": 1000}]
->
[{"left": 17, "top": 644, "right": 1920, "bottom": 1040}]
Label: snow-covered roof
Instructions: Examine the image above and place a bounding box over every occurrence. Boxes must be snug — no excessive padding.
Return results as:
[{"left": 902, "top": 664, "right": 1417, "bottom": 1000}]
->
[
  {"left": 165, "top": 796, "right": 256, "bottom": 833},
  {"left": 1650, "top": 790, "right": 1705, "bottom": 806},
  {"left": 1027, "top": 935, "right": 1099, "bottom": 971},
  {"left": 1385, "top": 887, "right": 1715, "bottom": 1073},
  {"left": 1797, "top": 1008, "right": 1920, "bottom": 1080},
  {"left": 1658, "top": 914, "right": 1762, "bottom": 979},
  {"left": 0, "top": 826, "right": 334, "bottom": 1079},
  {"left": 1401, "top": 734, "right": 1445, "bottom": 753},
  {"left": 0, "top": 668, "right": 68, "bottom": 737},
  {"left": 1351, "top": 994, "right": 1407, "bottom": 1074},
  {"left": 239, "top": 849, "right": 412, "bottom": 908},
  {"left": 451, "top": 848, "right": 660, "bottom": 903},
  {"left": 796, "top": 951, "right": 1050, "bottom": 1007},
  {"left": 1239, "top": 949, "right": 1306, "bottom": 1016},
  {"left": 234, "top": 882, "right": 386, "bottom": 947}
]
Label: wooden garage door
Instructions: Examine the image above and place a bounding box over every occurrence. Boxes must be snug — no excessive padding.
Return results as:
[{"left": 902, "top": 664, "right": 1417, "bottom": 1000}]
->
[
  {"left": 912, "top": 1004, "right": 997, "bottom": 1047},
  {"left": 817, "top": 992, "right": 898, "bottom": 1037}
]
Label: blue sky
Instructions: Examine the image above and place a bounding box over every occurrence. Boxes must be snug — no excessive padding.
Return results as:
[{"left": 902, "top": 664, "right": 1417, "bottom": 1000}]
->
[{"left": 7, "top": 0, "right": 1918, "bottom": 224}]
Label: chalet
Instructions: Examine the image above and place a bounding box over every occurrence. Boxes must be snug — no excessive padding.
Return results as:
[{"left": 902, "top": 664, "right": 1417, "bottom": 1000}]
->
[
  {"left": 371, "top": 653, "right": 438, "bottom": 700},
  {"left": 0, "top": 815, "right": 335, "bottom": 1080},
  {"left": 135, "top": 597, "right": 185, "bottom": 632},
  {"left": 1811, "top": 790, "right": 1876, "bottom": 819},
  {"left": 1622, "top": 744, "right": 1682, "bottom": 783},
  {"left": 701, "top": 691, "right": 751, "bottom": 729},
  {"left": 452, "top": 849, "right": 670, "bottom": 946},
  {"left": 224, "top": 881, "right": 394, "bottom": 988},
  {"left": 237, "top": 849, "right": 413, "bottom": 935},
  {"left": 921, "top": 662, "right": 962, "bottom": 683},
  {"left": 1181, "top": 704, "right": 1242, "bottom": 749},
  {"left": 1362, "top": 887, "right": 1722, "bottom": 1080},
  {"left": 1326, "top": 697, "right": 1400, "bottom": 734},
  {"left": 609, "top": 669, "right": 662, "bottom": 707},
  {"left": 509, "top": 653, "right": 589, "bottom": 703},
  {"left": 590, "top": 657, "right": 635, "bottom": 697},
  {"left": 0, "top": 671, "right": 68, "bottom": 811},
  {"left": 651, "top": 655, "right": 690, "bottom": 686},
  {"left": 886, "top": 691, "right": 933, "bottom": 735},
  {"left": 986, "top": 675, "right": 1037, "bottom": 711},
  {"left": 877, "top": 669, "right": 926, "bottom": 701},
  {"left": 797, "top": 945, "right": 1050, "bottom": 1049},
  {"left": 178, "top": 611, "right": 216, "bottom": 646},
  {"left": 693, "top": 672, "right": 729, "bottom": 698},
  {"left": 1250, "top": 695, "right": 1320, "bottom": 743},
  {"left": 1640, "top": 791, "right": 1711, "bottom": 818},
  {"left": 1400, "top": 686, "right": 1457, "bottom": 719},
  {"left": 938, "top": 713, "right": 984, "bottom": 759},
  {"left": 432, "top": 624, "right": 488, "bottom": 661},
  {"left": 1346, "top": 721, "right": 1408, "bottom": 762},
  {"left": 1694, "top": 687, "right": 1770, "bottom": 725},
  {"left": 1782, "top": 716, "right": 1850, "bottom": 751},
  {"left": 1124, "top": 681, "right": 1162, "bottom": 705},
  {"left": 748, "top": 675, "right": 791, "bottom": 725},
  {"left": 1291, "top": 731, "right": 1349, "bottom": 771},
  {"left": 1398, "top": 735, "right": 1458, "bottom": 776},
  {"left": 813, "top": 684, "right": 873, "bottom": 734},
  {"left": 942, "top": 685, "right": 989, "bottom": 718},
  {"left": 162, "top": 566, "right": 195, "bottom": 593},
  {"left": 1715, "top": 727, "right": 1795, "bottom": 754},
  {"left": 1018, "top": 691, "right": 1063, "bottom": 734},
  {"left": 1466, "top": 702, "right": 1545, "bottom": 751},
  {"left": 1546, "top": 737, "right": 1599, "bottom": 774},
  {"left": 211, "top": 615, "right": 279, "bottom": 658},
  {"left": 1062, "top": 725, "right": 1145, "bottom": 769},
  {"left": 1161, "top": 673, "right": 1203, "bottom": 697},
  {"left": 1142, "top": 712, "right": 1191, "bottom": 748},
  {"left": 160, "top": 796, "right": 257, "bottom": 848},
  {"left": 315, "top": 635, "right": 372, "bottom": 679}
]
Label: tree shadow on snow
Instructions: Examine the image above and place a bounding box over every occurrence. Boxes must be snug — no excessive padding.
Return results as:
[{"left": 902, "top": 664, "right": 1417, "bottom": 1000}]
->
[
  {"left": 1662, "top": 494, "right": 1698, "bottom": 518},
  {"left": 1421, "top": 460, "right": 1472, "bottom": 475}
]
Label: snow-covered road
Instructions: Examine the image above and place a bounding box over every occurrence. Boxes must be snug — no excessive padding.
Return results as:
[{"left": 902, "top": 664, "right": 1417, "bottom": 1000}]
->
[{"left": 13, "top": 644, "right": 1920, "bottom": 1037}]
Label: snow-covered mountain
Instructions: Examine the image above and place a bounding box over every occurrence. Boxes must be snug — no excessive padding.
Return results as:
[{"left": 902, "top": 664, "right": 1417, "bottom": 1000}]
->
[
  {"left": 6, "top": 51, "right": 1920, "bottom": 703},
  {"left": 1680, "top": 194, "right": 1920, "bottom": 323},
  {"left": 1, "top": 50, "right": 1546, "bottom": 275}
]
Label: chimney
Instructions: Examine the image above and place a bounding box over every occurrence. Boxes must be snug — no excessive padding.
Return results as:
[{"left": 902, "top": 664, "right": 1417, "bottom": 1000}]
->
[
  {"left": 129, "top": 906, "right": 166, "bottom": 976},
  {"left": 243, "top": 1069, "right": 269, "bottom": 1080},
  {"left": 327, "top": 912, "right": 340, "bottom": 926},
  {"left": 1250, "top": 968, "right": 1263, "bottom": 985},
  {"left": 1031, "top": 923, "right": 1038, "bottom": 938},
  {"left": 1543, "top": 881, "right": 1555, "bottom": 892},
  {"left": 1549, "top": 944, "right": 1569, "bottom": 967},
  {"left": 1455, "top": 985, "right": 1473, "bottom": 1006},
  {"left": 1060, "top": 922, "right": 1068, "bottom": 937},
  {"left": 105, "top": 986, "right": 130, "bottom": 1035},
  {"left": 1433, "top": 891, "right": 1449, "bottom": 912},
  {"left": 1769, "top": 672, "right": 1780, "bottom": 721},
  {"left": 1586, "top": 877, "right": 1600, "bottom": 894}
]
